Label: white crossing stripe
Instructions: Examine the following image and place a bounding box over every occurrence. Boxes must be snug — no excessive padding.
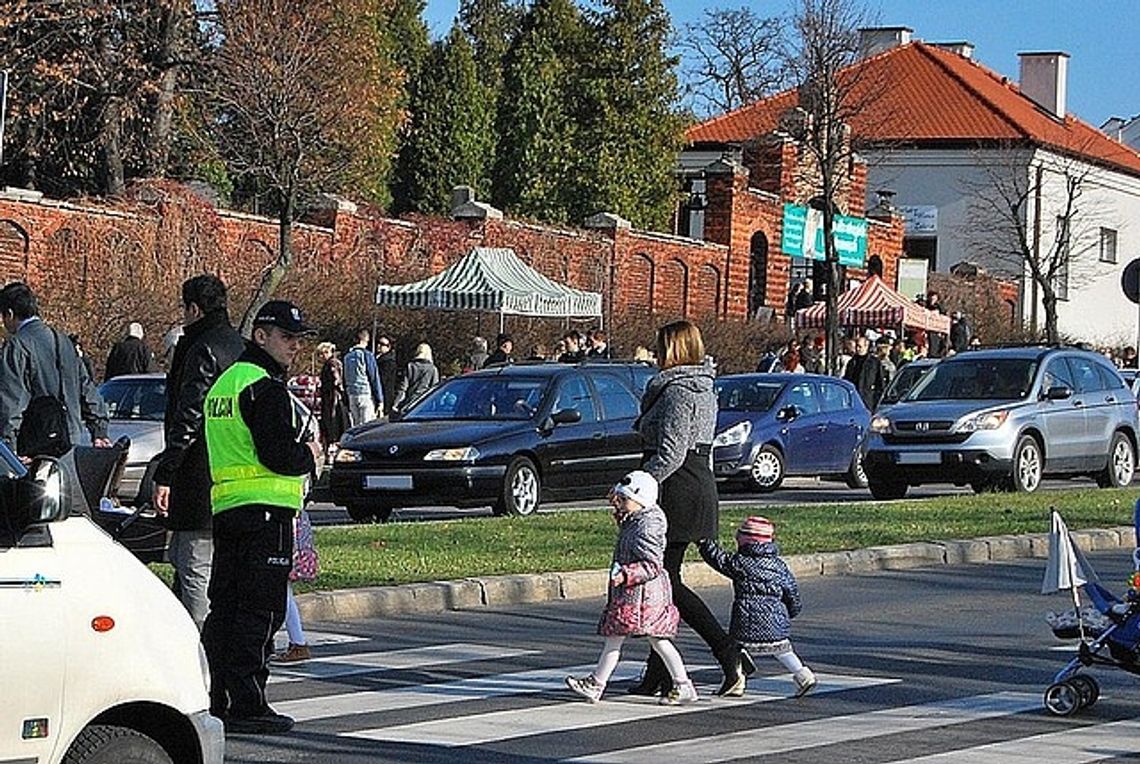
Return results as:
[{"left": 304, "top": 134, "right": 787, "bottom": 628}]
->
[
  {"left": 343, "top": 672, "right": 898, "bottom": 747},
  {"left": 278, "top": 662, "right": 626, "bottom": 722},
  {"left": 269, "top": 643, "right": 540, "bottom": 684},
  {"left": 564, "top": 692, "right": 1040, "bottom": 764},
  {"left": 896, "top": 717, "right": 1140, "bottom": 763}
]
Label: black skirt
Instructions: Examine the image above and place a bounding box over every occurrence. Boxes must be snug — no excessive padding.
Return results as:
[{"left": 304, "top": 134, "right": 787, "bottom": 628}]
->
[{"left": 645, "top": 450, "right": 719, "bottom": 543}]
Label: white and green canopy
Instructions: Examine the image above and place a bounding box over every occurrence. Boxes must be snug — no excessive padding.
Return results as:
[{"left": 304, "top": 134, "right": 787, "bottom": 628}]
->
[{"left": 375, "top": 247, "right": 603, "bottom": 323}]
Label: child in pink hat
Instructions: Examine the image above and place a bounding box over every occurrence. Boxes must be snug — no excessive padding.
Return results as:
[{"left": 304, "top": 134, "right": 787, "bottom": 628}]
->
[{"left": 698, "top": 516, "right": 816, "bottom": 697}]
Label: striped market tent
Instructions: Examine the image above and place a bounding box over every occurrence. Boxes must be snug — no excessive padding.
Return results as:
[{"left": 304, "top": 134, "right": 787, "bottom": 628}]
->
[
  {"left": 375, "top": 248, "right": 603, "bottom": 326},
  {"left": 795, "top": 275, "right": 951, "bottom": 334}
]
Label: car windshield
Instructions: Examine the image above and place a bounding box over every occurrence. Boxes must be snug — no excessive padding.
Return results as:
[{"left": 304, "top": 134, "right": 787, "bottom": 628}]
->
[
  {"left": 402, "top": 376, "right": 549, "bottom": 421},
  {"left": 715, "top": 378, "right": 785, "bottom": 412},
  {"left": 905, "top": 358, "right": 1038, "bottom": 401},
  {"left": 99, "top": 378, "right": 166, "bottom": 421},
  {"left": 881, "top": 364, "right": 934, "bottom": 404}
]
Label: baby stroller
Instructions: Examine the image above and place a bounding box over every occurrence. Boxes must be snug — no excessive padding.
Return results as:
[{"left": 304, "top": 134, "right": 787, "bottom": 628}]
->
[{"left": 1042, "top": 505, "right": 1140, "bottom": 716}]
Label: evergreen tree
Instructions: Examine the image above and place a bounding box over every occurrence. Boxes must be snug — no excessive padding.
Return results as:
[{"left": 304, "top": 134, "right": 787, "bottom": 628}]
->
[
  {"left": 381, "top": 0, "right": 431, "bottom": 209},
  {"left": 578, "top": 0, "right": 686, "bottom": 230},
  {"left": 395, "top": 24, "right": 495, "bottom": 214},
  {"left": 493, "top": 0, "right": 587, "bottom": 223}
]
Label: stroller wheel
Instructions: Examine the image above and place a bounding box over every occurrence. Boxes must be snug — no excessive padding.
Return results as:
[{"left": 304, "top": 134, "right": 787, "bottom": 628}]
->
[
  {"left": 1044, "top": 681, "right": 1083, "bottom": 716},
  {"left": 1068, "top": 675, "right": 1100, "bottom": 708}
]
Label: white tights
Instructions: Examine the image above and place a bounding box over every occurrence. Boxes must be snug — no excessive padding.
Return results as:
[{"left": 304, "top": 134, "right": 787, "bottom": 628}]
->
[
  {"left": 592, "top": 636, "right": 688, "bottom": 686},
  {"left": 284, "top": 583, "right": 307, "bottom": 646},
  {"left": 775, "top": 646, "right": 804, "bottom": 673}
]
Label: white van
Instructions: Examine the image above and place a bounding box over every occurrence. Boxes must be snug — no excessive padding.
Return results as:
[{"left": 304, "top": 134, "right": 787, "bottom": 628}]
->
[{"left": 0, "top": 451, "right": 224, "bottom": 764}]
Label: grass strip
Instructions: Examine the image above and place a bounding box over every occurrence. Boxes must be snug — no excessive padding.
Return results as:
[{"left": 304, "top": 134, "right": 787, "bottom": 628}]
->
[{"left": 291, "top": 486, "right": 1140, "bottom": 591}]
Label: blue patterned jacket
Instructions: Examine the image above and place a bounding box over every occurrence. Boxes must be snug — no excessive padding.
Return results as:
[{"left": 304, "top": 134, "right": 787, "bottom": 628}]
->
[{"left": 698, "top": 538, "right": 801, "bottom": 644}]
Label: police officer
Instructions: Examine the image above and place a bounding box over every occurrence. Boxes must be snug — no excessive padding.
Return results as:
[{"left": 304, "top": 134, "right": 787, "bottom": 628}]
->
[{"left": 200, "top": 300, "right": 320, "bottom": 735}]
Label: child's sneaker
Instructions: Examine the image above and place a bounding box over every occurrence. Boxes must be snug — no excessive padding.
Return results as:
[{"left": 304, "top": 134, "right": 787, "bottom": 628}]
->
[
  {"left": 793, "top": 667, "right": 817, "bottom": 697},
  {"left": 659, "top": 679, "right": 698, "bottom": 706},
  {"left": 566, "top": 674, "right": 604, "bottom": 703}
]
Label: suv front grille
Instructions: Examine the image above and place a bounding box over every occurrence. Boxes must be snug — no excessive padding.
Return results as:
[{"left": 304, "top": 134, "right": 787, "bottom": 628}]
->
[{"left": 884, "top": 420, "right": 969, "bottom": 444}]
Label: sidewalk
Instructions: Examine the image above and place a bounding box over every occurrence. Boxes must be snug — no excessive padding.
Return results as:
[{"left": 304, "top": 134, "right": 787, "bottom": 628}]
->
[{"left": 296, "top": 524, "right": 1135, "bottom": 623}]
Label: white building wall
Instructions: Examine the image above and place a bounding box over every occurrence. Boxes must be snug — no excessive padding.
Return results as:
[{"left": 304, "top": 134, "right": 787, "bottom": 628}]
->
[{"left": 865, "top": 147, "right": 1140, "bottom": 344}]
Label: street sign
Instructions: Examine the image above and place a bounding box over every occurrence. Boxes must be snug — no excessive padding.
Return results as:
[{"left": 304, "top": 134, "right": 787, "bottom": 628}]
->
[
  {"left": 780, "top": 203, "right": 868, "bottom": 268},
  {"left": 1122, "top": 258, "right": 1140, "bottom": 304}
]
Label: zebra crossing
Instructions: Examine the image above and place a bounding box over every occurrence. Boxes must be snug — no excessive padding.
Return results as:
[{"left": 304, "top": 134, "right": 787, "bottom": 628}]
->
[{"left": 249, "top": 634, "right": 1140, "bottom": 763}]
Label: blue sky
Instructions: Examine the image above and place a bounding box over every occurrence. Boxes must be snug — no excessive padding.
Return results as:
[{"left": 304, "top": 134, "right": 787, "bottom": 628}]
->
[{"left": 422, "top": 0, "right": 1140, "bottom": 126}]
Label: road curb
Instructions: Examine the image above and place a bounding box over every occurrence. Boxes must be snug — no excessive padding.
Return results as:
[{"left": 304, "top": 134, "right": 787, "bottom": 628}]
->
[{"left": 296, "top": 525, "right": 1136, "bottom": 623}]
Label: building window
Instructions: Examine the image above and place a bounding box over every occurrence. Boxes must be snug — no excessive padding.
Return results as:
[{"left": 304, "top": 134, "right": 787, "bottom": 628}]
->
[
  {"left": 1055, "top": 216, "right": 1070, "bottom": 301},
  {"left": 1100, "top": 227, "right": 1118, "bottom": 264}
]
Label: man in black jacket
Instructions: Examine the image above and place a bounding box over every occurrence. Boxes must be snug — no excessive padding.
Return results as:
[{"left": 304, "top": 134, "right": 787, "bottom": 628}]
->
[
  {"left": 375, "top": 335, "right": 398, "bottom": 417},
  {"left": 0, "top": 282, "right": 109, "bottom": 453},
  {"left": 104, "top": 321, "right": 155, "bottom": 380},
  {"left": 843, "top": 335, "right": 885, "bottom": 410},
  {"left": 152, "top": 275, "right": 245, "bottom": 630}
]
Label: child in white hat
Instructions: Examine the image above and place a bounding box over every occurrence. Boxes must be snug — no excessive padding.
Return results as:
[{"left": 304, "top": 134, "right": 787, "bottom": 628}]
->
[
  {"left": 698, "top": 516, "right": 816, "bottom": 697},
  {"left": 565, "top": 470, "right": 698, "bottom": 705}
]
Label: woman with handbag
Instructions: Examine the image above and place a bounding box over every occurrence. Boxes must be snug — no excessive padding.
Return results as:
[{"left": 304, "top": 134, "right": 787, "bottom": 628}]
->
[
  {"left": 628, "top": 319, "right": 755, "bottom": 697},
  {"left": 272, "top": 508, "right": 319, "bottom": 664}
]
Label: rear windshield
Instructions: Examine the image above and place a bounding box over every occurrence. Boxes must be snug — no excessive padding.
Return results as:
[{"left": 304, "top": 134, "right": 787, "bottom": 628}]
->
[
  {"left": 716, "top": 378, "right": 785, "bottom": 412},
  {"left": 906, "top": 358, "right": 1038, "bottom": 401},
  {"left": 99, "top": 378, "right": 166, "bottom": 421},
  {"left": 403, "top": 376, "right": 549, "bottom": 421}
]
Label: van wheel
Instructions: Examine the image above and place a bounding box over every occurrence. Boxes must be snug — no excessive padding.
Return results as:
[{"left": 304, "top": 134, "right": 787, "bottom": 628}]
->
[
  {"left": 63, "top": 725, "right": 172, "bottom": 764},
  {"left": 1010, "top": 434, "right": 1042, "bottom": 493},
  {"left": 496, "top": 457, "right": 541, "bottom": 516},
  {"left": 868, "top": 478, "right": 907, "bottom": 500},
  {"left": 1096, "top": 431, "right": 1135, "bottom": 488}
]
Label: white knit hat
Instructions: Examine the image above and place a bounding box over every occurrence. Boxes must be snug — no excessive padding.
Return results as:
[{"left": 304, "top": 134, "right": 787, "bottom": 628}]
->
[{"left": 613, "top": 470, "right": 658, "bottom": 509}]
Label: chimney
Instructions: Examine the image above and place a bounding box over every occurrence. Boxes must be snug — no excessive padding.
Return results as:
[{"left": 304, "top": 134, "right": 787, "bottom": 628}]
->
[
  {"left": 1102, "top": 116, "right": 1125, "bottom": 142},
  {"left": 857, "top": 26, "right": 912, "bottom": 58},
  {"left": 1018, "top": 51, "right": 1069, "bottom": 118},
  {"left": 931, "top": 41, "right": 975, "bottom": 59}
]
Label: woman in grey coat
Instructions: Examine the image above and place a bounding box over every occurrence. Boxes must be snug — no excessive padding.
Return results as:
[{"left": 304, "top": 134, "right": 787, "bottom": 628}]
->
[
  {"left": 393, "top": 343, "right": 439, "bottom": 412},
  {"left": 628, "top": 319, "right": 755, "bottom": 698}
]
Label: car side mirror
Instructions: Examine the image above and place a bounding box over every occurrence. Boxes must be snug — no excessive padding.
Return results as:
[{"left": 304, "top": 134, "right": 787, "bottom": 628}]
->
[
  {"left": 551, "top": 408, "right": 582, "bottom": 425},
  {"left": 388, "top": 409, "right": 404, "bottom": 422},
  {"left": 5, "top": 457, "right": 66, "bottom": 532},
  {"left": 1044, "top": 385, "right": 1073, "bottom": 401},
  {"left": 776, "top": 405, "right": 799, "bottom": 422}
]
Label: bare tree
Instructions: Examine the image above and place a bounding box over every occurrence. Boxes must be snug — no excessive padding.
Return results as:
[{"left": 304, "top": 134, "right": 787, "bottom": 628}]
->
[
  {"left": 958, "top": 142, "right": 1116, "bottom": 343},
  {"left": 676, "top": 7, "right": 788, "bottom": 117},
  {"left": 781, "top": 0, "right": 882, "bottom": 373},
  {"left": 202, "top": 0, "right": 402, "bottom": 334}
]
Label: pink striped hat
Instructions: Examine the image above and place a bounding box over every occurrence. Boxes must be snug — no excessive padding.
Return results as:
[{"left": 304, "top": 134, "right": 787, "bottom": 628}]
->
[{"left": 736, "top": 516, "right": 775, "bottom": 544}]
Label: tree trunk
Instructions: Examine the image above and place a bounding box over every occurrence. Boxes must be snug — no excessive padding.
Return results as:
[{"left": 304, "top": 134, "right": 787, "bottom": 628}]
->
[
  {"left": 145, "top": 3, "right": 184, "bottom": 177},
  {"left": 822, "top": 198, "right": 839, "bottom": 375},
  {"left": 240, "top": 190, "right": 296, "bottom": 336},
  {"left": 1042, "top": 292, "right": 1059, "bottom": 344},
  {"left": 100, "top": 96, "right": 126, "bottom": 196}
]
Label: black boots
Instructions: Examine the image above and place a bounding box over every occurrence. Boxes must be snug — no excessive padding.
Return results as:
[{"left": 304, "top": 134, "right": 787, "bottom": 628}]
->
[
  {"left": 626, "top": 650, "right": 671, "bottom": 696},
  {"left": 715, "top": 642, "right": 757, "bottom": 697}
]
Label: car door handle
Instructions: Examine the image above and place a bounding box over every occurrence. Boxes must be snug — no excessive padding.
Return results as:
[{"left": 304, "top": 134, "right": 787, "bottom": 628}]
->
[
  {"left": 1105, "top": 395, "right": 1116, "bottom": 403},
  {"left": 592, "top": 432, "right": 604, "bottom": 440}
]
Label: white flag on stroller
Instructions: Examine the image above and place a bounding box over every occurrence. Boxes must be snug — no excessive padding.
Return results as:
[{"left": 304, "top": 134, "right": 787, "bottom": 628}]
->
[{"left": 1041, "top": 509, "right": 1099, "bottom": 594}]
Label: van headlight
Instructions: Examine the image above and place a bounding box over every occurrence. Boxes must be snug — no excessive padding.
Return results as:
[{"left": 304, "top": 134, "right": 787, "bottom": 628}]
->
[
  {"left": 334, "top": 448, "right": 363, "bottom": 463},
  {"left": 713, "top": 421, "right": 751, "bottom": 448},
  {"left": 870, "top": 416, "right": 891, "bottom": 433},
  {"left": 958, "top": 410, "right": 1010, "bottom": 432},
  {"left": 424, "top": 447, "right": 479, "bottom": 461}
]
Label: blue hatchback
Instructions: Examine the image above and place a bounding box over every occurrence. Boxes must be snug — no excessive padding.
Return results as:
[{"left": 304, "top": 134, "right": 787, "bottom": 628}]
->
[{"left": 712, "top": 373, "right": 871, "bottom": 491}]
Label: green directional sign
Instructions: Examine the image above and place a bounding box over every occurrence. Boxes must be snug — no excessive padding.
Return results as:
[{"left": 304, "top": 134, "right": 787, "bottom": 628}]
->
[{"left": 781, "top": 203, "right": 868, "bottom": 268}]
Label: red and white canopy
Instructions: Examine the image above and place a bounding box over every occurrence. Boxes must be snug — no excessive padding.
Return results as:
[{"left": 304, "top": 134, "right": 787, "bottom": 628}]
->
[{"left": 795, "top": 275, "right": 951, "bottom": 334}]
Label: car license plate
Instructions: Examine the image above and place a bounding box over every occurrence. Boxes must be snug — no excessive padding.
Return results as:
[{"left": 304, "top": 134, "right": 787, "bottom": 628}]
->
[
  {"left": 897, "top": 452, "right": 941, "bottom": 465},
  {"left": 364, "top": 475, "right": 413, "bottom": 490}
]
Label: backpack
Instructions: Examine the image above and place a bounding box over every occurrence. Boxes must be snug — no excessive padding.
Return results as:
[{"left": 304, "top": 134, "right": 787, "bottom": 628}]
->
[{"left": 16, "top": 329, "right": 72, "bottom": 458}]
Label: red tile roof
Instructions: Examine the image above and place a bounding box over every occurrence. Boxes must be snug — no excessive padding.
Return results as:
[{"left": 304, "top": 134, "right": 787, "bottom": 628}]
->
[{"left": 686, "top": 42, "right": 1140, "bottom": 178}]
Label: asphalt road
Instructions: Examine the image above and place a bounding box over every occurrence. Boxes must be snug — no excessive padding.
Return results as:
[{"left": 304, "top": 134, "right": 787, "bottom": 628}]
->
[
  {"left": 224, "top": 551, "right": 1140, "bottom": 763},
  {"left": 307, "top": 474, "right": 1120, "bottom": 525}
]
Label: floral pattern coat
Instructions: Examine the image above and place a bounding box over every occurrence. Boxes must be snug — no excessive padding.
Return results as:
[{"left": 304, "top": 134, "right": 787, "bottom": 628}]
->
[{"left": 597, "top": 505, "right": 679, "bottom": 638}]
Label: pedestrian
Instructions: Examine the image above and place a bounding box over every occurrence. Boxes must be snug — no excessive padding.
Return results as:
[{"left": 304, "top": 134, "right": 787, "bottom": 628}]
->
[
  {"left": 876, "top": 336, "right": 896, "bottom": 391},
  {"left": 68, "top": 333, "right": 96, "bottom": 383},
  {"left": 950, "top": 311, "right": 972, "bottom": 353},
  {"left": 835, "top": 337, "right": 856, "bottom": 379},
  {"left": 468, "top": 336, "right": 489, "bottom": 371},
  {"left": 485, "top": 333, "right": 514, "bottom": 366},
  {"left": 316, "top": 341, "right": 348, "bottom": 453},
  {"left": 565, "top": 470, "right": 697, "bottom": 705},
  {"left": 526, "top": 343, "right": 549, "bottom": 362},
  {"left": 698, "top": 516, "right": 816, "bottom": 697},
  {"left": 271, "top": 507, "right": 319, "bottom": 664},
  {"left": 201, "top": 299, "right": 321, "bottom": 735},
  {"left": 104, "top": 321, "right": 154, "bottom": 380},
  {"left": 152, "top": 274, "right": 245, "bottom": 630},
  {"left": 796, "top": 279, "right": 814, "bottom": 312},
  {"left": 843, "top": 335, "right": 885, "bottom": 409},
  {"left": 558, "top": 331, "right": 585, "bottom": 363},
  {"left": 785, "top": 282, "right": 804, "bottom": 320},
  {"left": 161, "top": 324, "right": 184, "bottom": 370},
  {"left": 393, "top": 342, "right": 440, "bottom": 412},
  {"left": 375, "top": 336, "right": 398, "bottom": 417},
  {"left": 629, "top": 319, "right": 752, "bottom": 698},
  {"left": 586, "top": 329, "right": 612, "bottom": 359},
  {"left": 0, "top": 282, "right": 110, "bottom": 455},
  {"left": 343, "top": 329, "right": 383, "bottom": 427},
  {"left": 800, "top": 335, "right": 823, "bottom": 374}
]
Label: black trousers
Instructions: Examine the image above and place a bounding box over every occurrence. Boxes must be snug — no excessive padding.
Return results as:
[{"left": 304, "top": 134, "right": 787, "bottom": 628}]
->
[
  {"left": 663, "top": 541, "right": 730, "bottom": 654},
  {"left": 202, "top": 504, "right": 294, "bottom": 718}
]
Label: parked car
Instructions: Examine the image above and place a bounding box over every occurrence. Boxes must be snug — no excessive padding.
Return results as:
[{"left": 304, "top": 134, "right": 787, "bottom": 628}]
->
[
  {"left": 100, "top": 372, "right": 322, "bottom": 505},
  {"left": 712, "top": 373, "right": 870, "bottom": 492},
  {"left": 864, "top": 346, "right": 1139, "bottom": 499},
  {"left": 330, "top": 362, "right": 655, "bottom": 521}
]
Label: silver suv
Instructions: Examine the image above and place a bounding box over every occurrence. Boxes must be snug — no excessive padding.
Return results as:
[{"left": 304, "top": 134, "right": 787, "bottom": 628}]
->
[{"left": 864, "top": 347, "right": 1138, "bottom": 499}]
